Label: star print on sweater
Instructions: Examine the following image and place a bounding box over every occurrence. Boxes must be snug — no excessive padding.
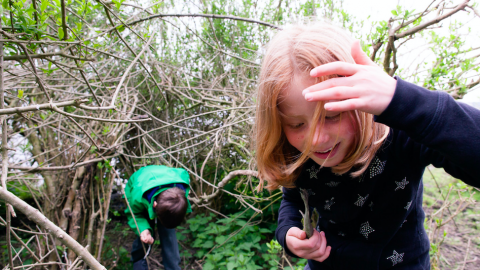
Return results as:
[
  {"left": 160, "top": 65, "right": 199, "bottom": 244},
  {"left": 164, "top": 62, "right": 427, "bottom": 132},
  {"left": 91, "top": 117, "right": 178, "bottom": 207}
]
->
[
  {"left": 354, "top": 194, "right": 369, "bottom": 207},
  {"left": 405, "top": 201, "right": 412, "bottom": 210},
  {"left": 325, "top": 181, "right": 340, "bottom": 187},
  {"left": 387, "top": 250, "right": 404, "bottom": 266},
  {"left": 306, "top": 165, "right": 320, "bottom": 179},
  {"left": 370, "top": 157, "right": 386, "bottom": 178},
  {"left": 275, "top": 78, "right": 480, "bottom": 270},
  {"left": 395, "top": 178, "right": 409, "bottom": 191},
  {"left": 360, "top": 221, "right": 375, "bottom": 239},
  {"left": 324, "top": 197, "right": 335, "bottom": 210}
]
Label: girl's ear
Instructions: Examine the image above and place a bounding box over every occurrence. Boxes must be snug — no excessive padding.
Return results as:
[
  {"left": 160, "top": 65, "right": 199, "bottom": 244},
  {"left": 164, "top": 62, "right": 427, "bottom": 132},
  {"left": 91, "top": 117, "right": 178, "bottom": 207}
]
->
[
  {"left": 153, "top": 201, "right": 157, "bottom": 208},
  {"left": 351, "top": 40, "right": 376, "bottom": 67}
]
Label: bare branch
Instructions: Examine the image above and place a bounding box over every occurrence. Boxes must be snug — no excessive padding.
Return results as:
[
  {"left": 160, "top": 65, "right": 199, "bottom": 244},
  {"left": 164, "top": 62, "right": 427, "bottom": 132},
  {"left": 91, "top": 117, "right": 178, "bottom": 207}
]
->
[
  {"left": 0, "top": 99, "right": 88, "bottom": 116},
  {"left": 4, "top": 52, "right": 94, "bottom": 62},
  {"left": 2, "top": 154, "right": 120, "bottom": 172},
  {"left": 126, "top": 13, "right": 282, "bottom": 30},
  {"left": 395, "top": 0, "right": 469, "bottom": 39}
]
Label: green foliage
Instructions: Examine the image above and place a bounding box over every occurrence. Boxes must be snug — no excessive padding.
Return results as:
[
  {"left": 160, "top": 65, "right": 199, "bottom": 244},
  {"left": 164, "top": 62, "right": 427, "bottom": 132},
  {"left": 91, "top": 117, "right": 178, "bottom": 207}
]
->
[{"left": 177, "top": 211, "right": 305, "bottom": 270}]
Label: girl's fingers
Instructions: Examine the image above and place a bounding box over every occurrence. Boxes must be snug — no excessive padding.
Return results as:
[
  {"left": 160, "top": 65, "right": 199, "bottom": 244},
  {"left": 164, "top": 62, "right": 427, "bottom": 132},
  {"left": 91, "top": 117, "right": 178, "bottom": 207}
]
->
[
  {"left": 303, "top": 231, "right": 328, "bottom": 259},
  {"left": 351, "top": 40, "right": 376, "bottom": 67},
  {"left": 304, "top": 87, "right": 358, "bottom": 102},
  {"left": 313, "top": 246, "right": 332, "bottom": 262},
  {"left": 324, "top": 99, "right": 363, "bottom": 112},
  {"left": 303, "top": 77, "right": 356, "bottom": 95},
  {"left": 310, "top": 62, "right": 361, "bottom": 78}
]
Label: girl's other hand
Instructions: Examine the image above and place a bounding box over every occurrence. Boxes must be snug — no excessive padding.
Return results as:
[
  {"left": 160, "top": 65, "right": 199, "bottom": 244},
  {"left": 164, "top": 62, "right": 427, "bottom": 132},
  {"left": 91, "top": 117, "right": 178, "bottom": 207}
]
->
[
  {"left": 303, "top": 40, "right": 397, "bottom": 116},
  {"left": 286, "top": 227, "right": 331, "bottom": 262}
]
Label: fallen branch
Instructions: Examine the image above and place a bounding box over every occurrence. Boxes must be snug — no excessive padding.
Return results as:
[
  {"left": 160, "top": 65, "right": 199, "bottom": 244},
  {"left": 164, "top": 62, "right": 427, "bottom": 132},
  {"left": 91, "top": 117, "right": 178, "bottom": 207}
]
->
[{"left": 0, "top": 186, "right": 106, "bottom": 270}]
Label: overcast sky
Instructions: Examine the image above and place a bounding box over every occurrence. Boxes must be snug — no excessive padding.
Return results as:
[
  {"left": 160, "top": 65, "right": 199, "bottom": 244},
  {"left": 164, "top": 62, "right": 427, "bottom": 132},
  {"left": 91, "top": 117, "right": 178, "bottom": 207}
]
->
[{"left": 342, "top": 0, "right": 480, "bottom": 105}]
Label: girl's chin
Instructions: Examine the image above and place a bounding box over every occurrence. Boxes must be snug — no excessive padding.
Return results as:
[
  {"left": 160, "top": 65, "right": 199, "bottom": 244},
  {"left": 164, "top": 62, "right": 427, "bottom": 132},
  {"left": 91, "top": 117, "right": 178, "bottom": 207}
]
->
[{"left": 310, "top": 158, "right": 341, "bottom": 168}]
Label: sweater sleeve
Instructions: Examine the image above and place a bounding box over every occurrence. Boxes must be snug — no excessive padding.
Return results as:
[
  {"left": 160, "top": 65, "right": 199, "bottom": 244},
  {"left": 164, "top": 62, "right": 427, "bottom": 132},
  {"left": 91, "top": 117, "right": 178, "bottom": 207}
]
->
[
  {"left": 125, "top": 206, "right": 152, "bottom": 236},
  {"left": 375, "top": 77, "right": 480, "bottom": 187},
  {"left": 275, "top": 187, "right": 304, "bottom": 258}
]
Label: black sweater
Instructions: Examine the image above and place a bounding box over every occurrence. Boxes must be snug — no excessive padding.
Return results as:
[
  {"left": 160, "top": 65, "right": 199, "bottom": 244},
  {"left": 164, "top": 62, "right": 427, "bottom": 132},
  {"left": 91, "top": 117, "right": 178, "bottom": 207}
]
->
[{"left": 275, "top": 78, "right": 480, "bottom": 269}]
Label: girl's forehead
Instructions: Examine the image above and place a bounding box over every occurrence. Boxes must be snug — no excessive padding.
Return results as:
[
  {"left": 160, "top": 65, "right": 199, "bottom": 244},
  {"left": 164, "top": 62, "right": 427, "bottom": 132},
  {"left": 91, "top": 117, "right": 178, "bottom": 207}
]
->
[{"left": 278, "top": 75, "right": 317, "bottom": 116}]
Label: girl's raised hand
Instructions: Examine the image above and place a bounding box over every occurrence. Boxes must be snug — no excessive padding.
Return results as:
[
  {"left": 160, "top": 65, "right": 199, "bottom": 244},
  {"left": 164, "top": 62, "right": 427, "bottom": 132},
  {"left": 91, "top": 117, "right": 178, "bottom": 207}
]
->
[
  {"left": 286, "top": 227, "right": 331, "bottom": 262},
  {"left": 303, "top": 40, "right": 397, "bottom": 116}
]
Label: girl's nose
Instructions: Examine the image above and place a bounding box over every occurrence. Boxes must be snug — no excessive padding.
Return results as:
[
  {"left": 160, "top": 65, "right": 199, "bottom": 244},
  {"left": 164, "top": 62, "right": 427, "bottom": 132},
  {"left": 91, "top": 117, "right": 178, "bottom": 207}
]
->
[{"left": 312, "top": 124, "right": 331, "bottom": 146}]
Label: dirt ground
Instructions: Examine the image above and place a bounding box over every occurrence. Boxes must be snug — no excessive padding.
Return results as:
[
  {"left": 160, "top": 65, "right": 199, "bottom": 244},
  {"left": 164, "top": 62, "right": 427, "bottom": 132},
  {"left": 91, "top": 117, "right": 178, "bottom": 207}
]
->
[
  {"left": 427, "top": 206, "right": 480, "bottom": 270},
  {"left": 423, "top": 166, "right": 480, "bottom": 270}
]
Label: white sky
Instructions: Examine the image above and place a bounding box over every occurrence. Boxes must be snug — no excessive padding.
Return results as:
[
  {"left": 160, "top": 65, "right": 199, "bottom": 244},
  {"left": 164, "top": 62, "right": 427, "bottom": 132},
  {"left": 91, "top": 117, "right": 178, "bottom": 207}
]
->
[{"left": 342, "top": 0, "right": 480, "bottom": 105}]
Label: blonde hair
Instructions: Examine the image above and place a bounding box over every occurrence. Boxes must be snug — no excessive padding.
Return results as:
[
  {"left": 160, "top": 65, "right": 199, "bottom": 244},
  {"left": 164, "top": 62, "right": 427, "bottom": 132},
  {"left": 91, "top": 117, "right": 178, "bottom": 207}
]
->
[{"left": 255, "top": 23, "right": 389, "bottom": 191}]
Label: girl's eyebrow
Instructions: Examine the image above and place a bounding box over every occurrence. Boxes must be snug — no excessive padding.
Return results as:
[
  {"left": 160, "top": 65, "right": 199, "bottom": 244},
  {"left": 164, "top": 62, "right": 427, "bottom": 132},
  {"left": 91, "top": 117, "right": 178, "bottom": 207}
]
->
[{"left": 278, "top": 110, "right": 302, "bottom": 118}]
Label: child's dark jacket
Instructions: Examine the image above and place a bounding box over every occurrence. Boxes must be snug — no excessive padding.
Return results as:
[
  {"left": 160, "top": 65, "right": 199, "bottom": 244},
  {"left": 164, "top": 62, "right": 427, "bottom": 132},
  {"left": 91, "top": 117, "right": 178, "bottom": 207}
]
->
[
  {"left": 275, "top": 78, "right": 480, "bottom": 269},
  {"left": 124, "top": 165, "right": 192, "bottom": 235}
]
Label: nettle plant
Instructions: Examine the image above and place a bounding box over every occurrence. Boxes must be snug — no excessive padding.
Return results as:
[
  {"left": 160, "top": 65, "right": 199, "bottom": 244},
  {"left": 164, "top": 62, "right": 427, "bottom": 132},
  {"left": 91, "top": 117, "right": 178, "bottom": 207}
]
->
[{"left": 176, "top": 212, "right": 306, "bottom": 270}]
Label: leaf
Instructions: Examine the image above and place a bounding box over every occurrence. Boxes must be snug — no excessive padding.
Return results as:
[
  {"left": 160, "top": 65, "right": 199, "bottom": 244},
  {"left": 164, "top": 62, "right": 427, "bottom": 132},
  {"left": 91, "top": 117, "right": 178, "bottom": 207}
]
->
[
  {"left": 58, "top": 27, "right": 64, "bottom": 40},
  {"left": 202, "top": 240, "right": 214, "bottom": 248},
  {"left": 227, "top": 262, "right": 237, "bottom": 270},
  {"left": 215, "top": 235, "right": 226, "bottom": 245},
  {"left": 236, "top": 220, "right": 247, "bottom": 227},
  {"left": 391, "top": 10, "right": 398, "bottom": 16},
  {"left": 203, "top": 262, "right": 215, "bottom": 270},
  {"left": 17, "top": 90, "right": 24, "bottom": 99},
  {"left": 190, "top": 223, "right": 199, "bottom": 232}
]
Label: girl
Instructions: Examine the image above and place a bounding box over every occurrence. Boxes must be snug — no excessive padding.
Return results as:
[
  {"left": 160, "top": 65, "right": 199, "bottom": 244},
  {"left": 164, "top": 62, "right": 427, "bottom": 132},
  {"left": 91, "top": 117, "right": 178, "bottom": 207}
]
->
[{"left": 255, "top": 24, "right": 480, "bottom": 270}]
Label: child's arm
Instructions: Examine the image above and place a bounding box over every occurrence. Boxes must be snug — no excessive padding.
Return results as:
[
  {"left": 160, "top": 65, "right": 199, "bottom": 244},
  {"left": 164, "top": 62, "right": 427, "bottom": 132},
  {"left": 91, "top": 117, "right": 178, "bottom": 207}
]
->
[
  {"left": 303, "top": 40, "right": 397, "bottom": 116},
  {"left": 304, "top": 40, "right": 480, "bottom": 187},
  {"left": 125, "top": 206, "right": 153, "bottom": 238},
  {"left": 277, "top": 187, "right": 331, "bottom": 262}
]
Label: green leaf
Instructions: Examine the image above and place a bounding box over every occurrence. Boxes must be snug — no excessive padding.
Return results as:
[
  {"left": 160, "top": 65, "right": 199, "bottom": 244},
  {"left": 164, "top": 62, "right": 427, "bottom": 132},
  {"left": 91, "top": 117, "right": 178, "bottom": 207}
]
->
[
  {"left": 17, "top": 90, "right": 24, "bottom": 99},
  {"left": 58, "top": 27, "right": 64, "bottom": 40},
  {"left": 190, "top": 223, "right": 199, "bottom": 232},
  {"left": 391, "top": 10, "right": 398, "bottom": 16},
  {"left": 215, "top": 235, "right": 226, "bottom": 245},
  {"left": 227, "top": 262, "right": 237, "bottom": 270},
  {"left": 41, "top": 0, "right": 48, "bottom": 12},
  {"left": 202, "top": 240, "right": 214, "bottom": 248},
  {"left": 203, "top": 262, "right": 215, "bottom": 270}
]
